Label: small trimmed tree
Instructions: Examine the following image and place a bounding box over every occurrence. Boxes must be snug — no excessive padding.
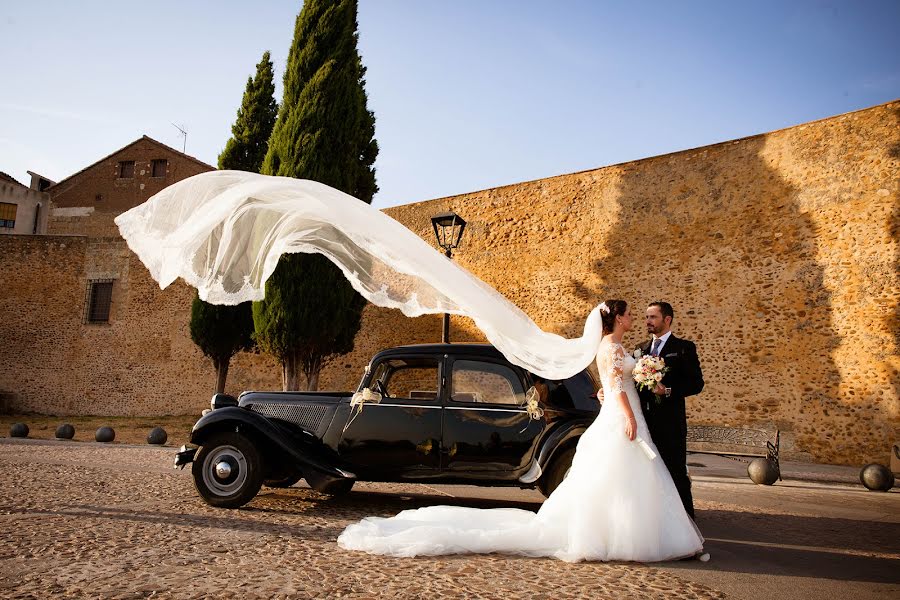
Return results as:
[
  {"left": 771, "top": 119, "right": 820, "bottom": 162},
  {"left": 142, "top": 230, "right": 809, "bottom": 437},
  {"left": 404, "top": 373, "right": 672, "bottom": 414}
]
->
[
  {"left": 190, "top": 50, "right": 278, "bottom": 393},
  {"left": 190, "top": 295, "right": 255, "bottom": 393},
  {"left": 255, "top": 0, "right": 378, "bottom": 391}
]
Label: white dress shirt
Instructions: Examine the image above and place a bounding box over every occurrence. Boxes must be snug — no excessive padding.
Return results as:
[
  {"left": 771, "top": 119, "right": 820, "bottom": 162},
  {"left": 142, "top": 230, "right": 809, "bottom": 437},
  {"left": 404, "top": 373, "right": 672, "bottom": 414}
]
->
[{"left": 651, "top": 330, "right": 673, "bottom": 356}]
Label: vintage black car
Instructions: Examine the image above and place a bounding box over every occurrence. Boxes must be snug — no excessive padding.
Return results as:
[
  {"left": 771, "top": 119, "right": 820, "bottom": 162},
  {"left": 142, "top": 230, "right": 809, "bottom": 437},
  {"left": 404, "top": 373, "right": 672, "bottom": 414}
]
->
[{"left": 176, "top": 343, "right": 600, "bottom": 508}]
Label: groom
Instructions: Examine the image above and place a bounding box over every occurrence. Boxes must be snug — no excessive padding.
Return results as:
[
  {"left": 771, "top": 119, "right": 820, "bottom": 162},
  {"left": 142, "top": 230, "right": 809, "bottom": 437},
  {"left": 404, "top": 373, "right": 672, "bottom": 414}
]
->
[{"left": 637, "top": 301, "right": 704, "bottom": 519}]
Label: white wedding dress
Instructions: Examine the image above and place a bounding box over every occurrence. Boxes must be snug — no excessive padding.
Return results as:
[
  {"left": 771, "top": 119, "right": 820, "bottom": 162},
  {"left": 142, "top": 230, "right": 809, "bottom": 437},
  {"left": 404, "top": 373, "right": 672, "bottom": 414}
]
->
[{"left": 337, "top": 338, "right": 705, "bottom": 562}]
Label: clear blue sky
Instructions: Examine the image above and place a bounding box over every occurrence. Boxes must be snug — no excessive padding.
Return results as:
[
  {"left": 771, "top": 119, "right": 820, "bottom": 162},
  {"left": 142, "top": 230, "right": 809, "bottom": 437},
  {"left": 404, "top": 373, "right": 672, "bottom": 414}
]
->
[{"left": 2, "top": 1, "right": 898, "bottom": 208}]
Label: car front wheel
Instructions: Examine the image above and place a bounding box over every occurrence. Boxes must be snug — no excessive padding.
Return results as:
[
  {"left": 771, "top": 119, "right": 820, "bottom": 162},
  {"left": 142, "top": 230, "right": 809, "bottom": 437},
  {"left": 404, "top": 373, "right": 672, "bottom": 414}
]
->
[{"left": 192, "top": 432, "right": 263, "bottom": 508}]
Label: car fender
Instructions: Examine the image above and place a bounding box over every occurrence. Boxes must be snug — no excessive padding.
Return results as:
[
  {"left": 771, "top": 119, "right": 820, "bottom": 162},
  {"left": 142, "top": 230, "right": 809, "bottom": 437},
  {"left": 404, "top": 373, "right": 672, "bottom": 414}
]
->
[
  {"left": 535, "top": 420, "right": 591, "bottom": 469},
  {"left": 190, "top": 407, "right": 355, "bottom": 479}
]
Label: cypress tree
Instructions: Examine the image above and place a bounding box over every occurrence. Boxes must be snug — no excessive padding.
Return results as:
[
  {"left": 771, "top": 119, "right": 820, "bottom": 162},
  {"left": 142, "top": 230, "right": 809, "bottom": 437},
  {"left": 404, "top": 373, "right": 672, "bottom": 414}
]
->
[
  {"left": 190, "top": 50, "right": 278, "bottom": 393},
  {"left": 218, "top": 51, "right": 279, "bottom": 172},
  {"left": 256, "top": 0, "right": 378, "bottom": 390}
]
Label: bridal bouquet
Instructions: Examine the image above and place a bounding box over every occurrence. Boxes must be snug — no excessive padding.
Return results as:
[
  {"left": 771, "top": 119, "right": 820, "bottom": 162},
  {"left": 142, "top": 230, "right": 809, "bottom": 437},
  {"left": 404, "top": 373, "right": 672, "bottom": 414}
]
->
[{"left": 633, "top": 356, "right": 669, "bottom": 402}]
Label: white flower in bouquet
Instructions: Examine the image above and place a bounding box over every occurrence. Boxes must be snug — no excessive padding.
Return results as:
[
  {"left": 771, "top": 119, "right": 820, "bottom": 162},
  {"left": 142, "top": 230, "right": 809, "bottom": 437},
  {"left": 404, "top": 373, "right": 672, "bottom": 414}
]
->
[{"left": 632, "top": 355, "right": 669, "bottom": 402}]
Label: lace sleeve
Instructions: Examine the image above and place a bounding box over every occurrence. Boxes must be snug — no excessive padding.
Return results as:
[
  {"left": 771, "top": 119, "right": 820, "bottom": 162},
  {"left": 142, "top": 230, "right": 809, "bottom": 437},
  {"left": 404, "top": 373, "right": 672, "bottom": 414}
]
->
[{"left": 605, "top": 343, "right": 626, "bottom": 394}]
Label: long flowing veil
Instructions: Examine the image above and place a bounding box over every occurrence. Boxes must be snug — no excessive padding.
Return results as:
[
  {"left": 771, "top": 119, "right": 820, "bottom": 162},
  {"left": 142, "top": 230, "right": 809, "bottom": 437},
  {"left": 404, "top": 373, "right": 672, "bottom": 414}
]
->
[{"left": 114, "top": 170, "right": 603, "bottom": 379}]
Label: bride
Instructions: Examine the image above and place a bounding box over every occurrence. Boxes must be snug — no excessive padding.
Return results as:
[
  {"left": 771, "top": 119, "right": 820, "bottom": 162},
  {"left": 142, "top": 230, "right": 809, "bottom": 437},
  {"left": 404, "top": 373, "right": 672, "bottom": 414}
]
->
[
  {"left": 112, "top": 172, "right": 705, "bottom": 563},
  {"left": 338, "top": 299, "right": 706, "bottom": 562}
]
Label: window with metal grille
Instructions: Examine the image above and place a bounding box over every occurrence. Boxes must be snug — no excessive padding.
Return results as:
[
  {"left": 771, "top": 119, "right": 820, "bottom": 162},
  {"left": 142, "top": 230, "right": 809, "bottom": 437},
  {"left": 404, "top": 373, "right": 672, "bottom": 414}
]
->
[
  {"left": 84, "top": 279, "right": 114, "bottom": 323},
  {"left": 151, "top": 159, "right": 167, "bottom": 178},
  {"left": 118, "top": 161, "right": 135, "bottom": 178},
  {"left": 0, "top": 202, "right": 16, "bottom": 228}
]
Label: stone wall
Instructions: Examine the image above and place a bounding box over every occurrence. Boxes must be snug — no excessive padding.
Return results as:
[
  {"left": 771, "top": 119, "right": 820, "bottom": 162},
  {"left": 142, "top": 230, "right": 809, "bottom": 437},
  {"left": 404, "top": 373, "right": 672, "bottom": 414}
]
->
[
  {"left": 0, "top": 234, "right": 282, "bottom": 416},
  {"left": 318, "top": 101, "right": 899, "bottom": 466},
  {"left": 0, "top": 102, "right": 896, "bottom": 465}
]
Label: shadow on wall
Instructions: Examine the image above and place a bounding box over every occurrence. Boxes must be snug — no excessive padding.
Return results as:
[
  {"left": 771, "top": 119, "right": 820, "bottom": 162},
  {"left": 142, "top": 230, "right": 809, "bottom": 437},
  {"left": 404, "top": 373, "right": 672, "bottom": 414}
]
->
[{"left": 581, "top": 134, "right": 844, "bottom": 462}]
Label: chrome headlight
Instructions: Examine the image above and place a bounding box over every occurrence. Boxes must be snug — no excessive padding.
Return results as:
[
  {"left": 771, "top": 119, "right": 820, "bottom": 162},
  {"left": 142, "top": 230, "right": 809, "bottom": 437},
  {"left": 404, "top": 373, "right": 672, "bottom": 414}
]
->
[{"left": 210, "top": 393, "right": 238, "bottom": 410}]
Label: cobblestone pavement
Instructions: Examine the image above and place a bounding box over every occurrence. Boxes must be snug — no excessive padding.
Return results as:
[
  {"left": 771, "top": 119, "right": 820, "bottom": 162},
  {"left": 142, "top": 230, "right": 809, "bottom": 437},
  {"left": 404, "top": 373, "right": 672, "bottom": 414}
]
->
[{"left": 1, "top": 440, "right": 897, "bottom": 600}]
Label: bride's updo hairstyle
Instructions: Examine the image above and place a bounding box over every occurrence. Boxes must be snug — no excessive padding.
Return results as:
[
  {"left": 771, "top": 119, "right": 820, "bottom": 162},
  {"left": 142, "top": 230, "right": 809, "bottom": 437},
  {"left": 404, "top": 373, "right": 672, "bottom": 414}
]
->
[{"left": 600, "top": 299, "right": 628, "bottom": 335}]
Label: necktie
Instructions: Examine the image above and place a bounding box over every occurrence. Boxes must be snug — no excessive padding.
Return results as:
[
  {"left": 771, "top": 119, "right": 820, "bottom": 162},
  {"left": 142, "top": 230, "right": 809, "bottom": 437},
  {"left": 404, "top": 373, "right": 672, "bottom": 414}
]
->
[{"left": 651, "top": 338, "right": 662, "bottom": 357}]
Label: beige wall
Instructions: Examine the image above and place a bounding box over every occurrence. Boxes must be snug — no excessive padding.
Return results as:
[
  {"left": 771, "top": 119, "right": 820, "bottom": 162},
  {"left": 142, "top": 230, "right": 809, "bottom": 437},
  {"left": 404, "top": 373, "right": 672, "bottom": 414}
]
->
[
  {"left": 0, "top": 102, "right": 897, "bottom": 466},
  {"left": 0, "top": 182, "right": 49, "bottom": 235}
]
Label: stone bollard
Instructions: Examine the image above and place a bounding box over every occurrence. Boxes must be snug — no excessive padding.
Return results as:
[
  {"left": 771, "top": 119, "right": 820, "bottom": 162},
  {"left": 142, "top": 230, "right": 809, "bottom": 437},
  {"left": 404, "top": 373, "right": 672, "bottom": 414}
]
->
[
  {"left": 55, "top": 424, "right": 76, "bottom": 439},
  {"left": 95, "top": 426, "right": 116, "bottom": 443},
  {"left": 9, "top": 423, "right": 29, "bottom": 438},
  {"left": 147, "top": 427, "right": 168, "bottom": 445},
  {"left": 860, "top": 463, "right": 895, "bottom": 491},
  {"left": 747, "top": 457, "right": 779, "bottom": 485}
]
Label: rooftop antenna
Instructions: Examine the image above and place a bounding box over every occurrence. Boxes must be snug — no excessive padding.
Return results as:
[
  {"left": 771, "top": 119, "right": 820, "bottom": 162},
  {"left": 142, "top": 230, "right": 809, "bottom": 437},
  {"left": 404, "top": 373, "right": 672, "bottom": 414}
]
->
[{"left": 171, "top": 122, "right": 188, "bottom": 153}]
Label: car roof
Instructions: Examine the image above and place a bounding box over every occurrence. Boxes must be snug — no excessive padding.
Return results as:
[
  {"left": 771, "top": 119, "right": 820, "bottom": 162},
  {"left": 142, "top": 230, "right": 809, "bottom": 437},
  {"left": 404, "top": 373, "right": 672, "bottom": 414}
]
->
[{"left": 375, "top": 343, "right": 504, "bottom": 359}]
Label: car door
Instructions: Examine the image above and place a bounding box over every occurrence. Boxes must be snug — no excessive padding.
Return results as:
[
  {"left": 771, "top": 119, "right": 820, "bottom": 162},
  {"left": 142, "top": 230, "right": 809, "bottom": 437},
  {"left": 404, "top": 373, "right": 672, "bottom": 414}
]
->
[
  {"left": 441, "top": 356, "right": 545, "bottom": 475},
  {"left": 338, "top": 354, "right": 442, "bottom": 477}
]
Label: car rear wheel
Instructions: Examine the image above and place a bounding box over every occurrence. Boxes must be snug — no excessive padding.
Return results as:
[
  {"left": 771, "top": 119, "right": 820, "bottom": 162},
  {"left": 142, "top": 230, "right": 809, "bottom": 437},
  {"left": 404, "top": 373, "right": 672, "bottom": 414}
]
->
[
  {"left": 538, "top": 446, "right": 576, "bottom": 497},
  {"left": 192, "top": 432, "right": 263, "bottom": 508}
]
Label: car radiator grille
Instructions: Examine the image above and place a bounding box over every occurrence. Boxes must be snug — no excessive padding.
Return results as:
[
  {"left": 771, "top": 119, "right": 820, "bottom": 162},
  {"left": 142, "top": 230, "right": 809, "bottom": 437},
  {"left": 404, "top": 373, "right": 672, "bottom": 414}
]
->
[{"left": 250, "top": 403, "right": 329, "bottom": 432}]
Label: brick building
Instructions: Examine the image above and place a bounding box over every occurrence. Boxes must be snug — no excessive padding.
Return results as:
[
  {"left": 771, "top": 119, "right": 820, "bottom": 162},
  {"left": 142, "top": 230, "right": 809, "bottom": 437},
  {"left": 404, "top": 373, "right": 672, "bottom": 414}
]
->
[{"left": 46, "top": 135, "right": 214, "bottom": 237}]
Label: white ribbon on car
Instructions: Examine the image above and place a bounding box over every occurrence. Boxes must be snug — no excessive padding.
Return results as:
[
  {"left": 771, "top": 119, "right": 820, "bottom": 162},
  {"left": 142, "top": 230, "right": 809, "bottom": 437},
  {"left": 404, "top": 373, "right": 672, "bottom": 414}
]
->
[
  {"left": 343, "top": 387, "right": 383, "bottom": 432},
  {"left": 523, "top": 386, "right": 544, "bottom": 421},
  {"left": 518, "top": 386, "right": 545, "bottom": 433}
]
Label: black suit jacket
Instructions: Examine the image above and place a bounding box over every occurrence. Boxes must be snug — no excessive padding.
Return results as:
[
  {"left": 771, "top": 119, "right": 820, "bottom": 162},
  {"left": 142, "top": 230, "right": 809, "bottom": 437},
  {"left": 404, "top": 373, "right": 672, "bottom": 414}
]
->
[{"left": 636, "top": 335, "right": 704, "bottom": 446}]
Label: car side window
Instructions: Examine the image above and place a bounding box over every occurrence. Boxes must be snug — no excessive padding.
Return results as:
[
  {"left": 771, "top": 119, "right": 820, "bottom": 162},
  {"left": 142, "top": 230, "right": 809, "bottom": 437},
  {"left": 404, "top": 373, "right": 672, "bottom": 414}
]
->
[
  {"left": 451, "top": 360, "right": 525, "bottom": 406},
  {"left": 372, "top": 358, "right": 440, "bottom": 401},
  {"left": 563, "top": 371, "right": 599, "bottom": 410}
]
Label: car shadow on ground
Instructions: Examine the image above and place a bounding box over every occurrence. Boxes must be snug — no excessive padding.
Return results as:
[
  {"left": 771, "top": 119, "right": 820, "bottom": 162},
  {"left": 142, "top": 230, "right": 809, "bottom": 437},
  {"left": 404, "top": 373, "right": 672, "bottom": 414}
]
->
[{"left": 257, "top": 486, "right": 544, "bottom": 516}]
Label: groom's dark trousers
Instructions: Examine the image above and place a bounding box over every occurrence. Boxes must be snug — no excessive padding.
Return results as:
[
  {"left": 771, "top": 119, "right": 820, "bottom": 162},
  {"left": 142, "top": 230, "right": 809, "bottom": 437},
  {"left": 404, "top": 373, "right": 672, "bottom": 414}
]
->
[{"left": 637, "top": 335, "right": 704, "bottom": 519}]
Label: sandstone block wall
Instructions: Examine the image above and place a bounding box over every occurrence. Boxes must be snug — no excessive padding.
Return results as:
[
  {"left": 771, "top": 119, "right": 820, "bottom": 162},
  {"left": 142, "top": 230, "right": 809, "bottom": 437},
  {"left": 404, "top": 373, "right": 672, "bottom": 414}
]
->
[
  {"left": 0, "top": 234, "right": 283, "bottom": 417},
  {"left": 0, "top": 102, "right": 896, "bottom": 466},
  {"left": 318, "top": 101, "right": 899, "bottom": 466}
]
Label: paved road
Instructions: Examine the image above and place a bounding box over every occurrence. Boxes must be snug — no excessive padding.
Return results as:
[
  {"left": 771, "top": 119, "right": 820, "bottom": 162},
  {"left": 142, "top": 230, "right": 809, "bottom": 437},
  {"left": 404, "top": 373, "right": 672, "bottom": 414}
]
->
[{"left": 0, "top": 439, "right": 897, "bottom": 599}]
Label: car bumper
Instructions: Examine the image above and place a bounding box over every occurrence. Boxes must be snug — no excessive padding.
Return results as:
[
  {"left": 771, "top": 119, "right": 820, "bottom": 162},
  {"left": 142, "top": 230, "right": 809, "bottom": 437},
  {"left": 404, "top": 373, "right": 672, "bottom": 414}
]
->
[{"left": 174, "top": 445, "right": 197, "bottom": 469}]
